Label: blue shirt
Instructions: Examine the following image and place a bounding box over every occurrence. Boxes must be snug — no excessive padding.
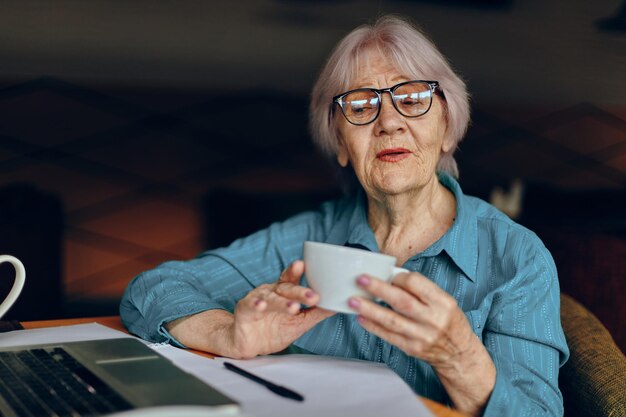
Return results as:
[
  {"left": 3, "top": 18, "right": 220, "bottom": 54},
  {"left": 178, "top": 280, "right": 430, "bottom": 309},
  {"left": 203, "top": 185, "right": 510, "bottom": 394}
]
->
[{"left": 120, "top": 173, "right": 569, "bottom": 416}]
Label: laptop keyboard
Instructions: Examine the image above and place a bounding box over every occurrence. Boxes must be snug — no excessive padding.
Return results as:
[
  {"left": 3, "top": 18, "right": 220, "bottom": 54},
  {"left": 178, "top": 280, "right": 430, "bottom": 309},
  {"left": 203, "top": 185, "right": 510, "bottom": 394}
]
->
[{"left": 0, "top": 347, "right": 133, "bottom": 417}]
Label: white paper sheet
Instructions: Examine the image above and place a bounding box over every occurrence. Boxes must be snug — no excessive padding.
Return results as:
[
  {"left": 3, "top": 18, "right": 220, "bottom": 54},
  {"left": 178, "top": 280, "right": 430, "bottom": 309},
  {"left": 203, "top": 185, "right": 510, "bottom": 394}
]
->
[
  {"left": 0, "top": 323, "right": 433, "bottom": 417},
  {"left": 0, "top": 322, "right": 134, "bottom": 347},
  {"left": 151, "top": 345, "right": 433, "bottom": 417}
]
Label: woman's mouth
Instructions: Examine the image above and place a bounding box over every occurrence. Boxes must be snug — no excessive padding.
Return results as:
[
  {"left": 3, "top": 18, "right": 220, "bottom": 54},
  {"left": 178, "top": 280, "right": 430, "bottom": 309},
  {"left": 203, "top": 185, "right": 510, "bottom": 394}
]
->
[{"left": 376, "top": 148, "right": 411, "bottom": 162}]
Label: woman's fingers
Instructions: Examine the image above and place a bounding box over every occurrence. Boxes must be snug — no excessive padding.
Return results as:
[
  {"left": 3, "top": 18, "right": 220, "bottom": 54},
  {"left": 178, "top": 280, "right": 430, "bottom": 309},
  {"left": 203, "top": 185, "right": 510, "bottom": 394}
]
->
[
  {"left": 231, "top": 261, "right": 336, "bottom": 358},
  {"left": 390, "top": 273, "right": 461, "bottom": 331},
  {"left": 350, "top": 271, "right": 470, "bottom": 364},
  {"left": 355, "top": 274, "right": 428, "bottom": 319},
  {"left": 279, "top": 260, "right": 304, "bottom": 284},
  {"left": 236, "top": 286, "right": 268, "bottom": 318},
  {"left": 274, "top": 284, "right": 319, "bottom": 306},
  {"left": 356, "top": 314, "right": 418, "bottom": 355},
  {"left": 275, "top": 261, "right": 320, "bottom": 306},
  {"left": 350, "top": 295, "right": 421, "bottom": 338},
  {"left": 237, "top": 284, "right": 292, "bottom": 316},
  {"left": 238, "top": 260, "right": 318, "bottom": 318},
  {"left": 391, "top": 271, "right": 448, "bottom": 305}
]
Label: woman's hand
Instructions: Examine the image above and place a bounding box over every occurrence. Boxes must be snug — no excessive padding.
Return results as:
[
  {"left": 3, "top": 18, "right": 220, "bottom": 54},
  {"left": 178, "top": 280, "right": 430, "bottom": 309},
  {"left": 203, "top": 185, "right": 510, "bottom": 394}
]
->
[
  {"left": 165, "top": 260, "right": 334, "bottom": 359},
  {"left": 230, "top": 260, "right": 335, "bottom": 358},
  {"left": 348, "top": 271, "right": 495, "bottom": 417}
]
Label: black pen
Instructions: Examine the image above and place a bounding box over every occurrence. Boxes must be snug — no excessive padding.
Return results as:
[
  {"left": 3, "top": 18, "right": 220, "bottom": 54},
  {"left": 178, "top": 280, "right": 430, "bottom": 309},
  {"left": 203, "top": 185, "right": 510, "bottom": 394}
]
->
[{"left": 223, "top": 361, "right": 305, "bottom": 402}]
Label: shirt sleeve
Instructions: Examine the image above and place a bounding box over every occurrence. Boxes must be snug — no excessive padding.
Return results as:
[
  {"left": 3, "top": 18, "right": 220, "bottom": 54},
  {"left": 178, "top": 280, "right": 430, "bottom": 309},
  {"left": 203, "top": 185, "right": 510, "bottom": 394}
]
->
[
  {"left": 119, "top": 209, "right": 328, "bottom": 345},
  {"left": 481, "top": 232, "right": 569, "bottom": 417}
]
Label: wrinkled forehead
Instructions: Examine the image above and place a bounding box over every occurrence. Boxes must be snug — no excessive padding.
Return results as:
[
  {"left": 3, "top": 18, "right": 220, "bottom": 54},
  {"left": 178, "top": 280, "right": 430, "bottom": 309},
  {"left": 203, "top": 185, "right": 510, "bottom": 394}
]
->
[{"left": 343, "top": 42, "right": 426, "bottom": 90}]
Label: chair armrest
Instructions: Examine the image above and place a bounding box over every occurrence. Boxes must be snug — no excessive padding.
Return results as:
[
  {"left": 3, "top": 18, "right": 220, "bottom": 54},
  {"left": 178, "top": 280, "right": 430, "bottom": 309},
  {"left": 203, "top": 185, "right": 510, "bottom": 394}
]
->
[{"left": 559, "top": 293, "right": 626, "bottom": 417}]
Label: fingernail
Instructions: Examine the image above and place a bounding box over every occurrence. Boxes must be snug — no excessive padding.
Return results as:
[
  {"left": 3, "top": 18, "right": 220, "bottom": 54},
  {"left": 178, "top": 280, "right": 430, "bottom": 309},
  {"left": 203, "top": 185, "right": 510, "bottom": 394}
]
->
[
  {"left": 357, "top": 275, "right": 370, "bottom": 286},
  {"left": 254, "top": 298, "right": 262, "bottom": 306},
  {"left": 348, "top": 297, "right": 361, "bottom": 309},
  {"left": 357, "top": 315, "right": 366, "bottom": 325},
  {"left": 287, "top": 301, "right": 297, "bottom": 308},
  {"left": 305, "top": 290, "right": 315, "bottom": 298}
]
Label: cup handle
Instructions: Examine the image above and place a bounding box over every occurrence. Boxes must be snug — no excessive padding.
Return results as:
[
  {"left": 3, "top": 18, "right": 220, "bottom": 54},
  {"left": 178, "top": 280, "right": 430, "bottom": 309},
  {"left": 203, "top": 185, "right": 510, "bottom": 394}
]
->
[
  {"left": 0, "top": 255, "right": 26, "bottom": 319},
  {"left": 373, "top": 267, "right": 411, "bottom": 304}
]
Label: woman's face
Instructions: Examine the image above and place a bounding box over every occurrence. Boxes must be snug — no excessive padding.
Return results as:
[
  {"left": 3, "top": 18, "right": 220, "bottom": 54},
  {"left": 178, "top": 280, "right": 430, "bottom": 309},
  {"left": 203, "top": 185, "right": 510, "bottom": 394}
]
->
[{"left": 335, "top": 49, "right": 452, "bottom": 199}]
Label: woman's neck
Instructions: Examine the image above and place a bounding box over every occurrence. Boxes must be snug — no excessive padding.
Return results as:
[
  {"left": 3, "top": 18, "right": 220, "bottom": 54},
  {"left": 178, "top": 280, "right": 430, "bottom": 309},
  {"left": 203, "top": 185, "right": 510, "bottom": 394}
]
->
[{"left": 367, "top": 176, "right": 456, "bottom": 265}]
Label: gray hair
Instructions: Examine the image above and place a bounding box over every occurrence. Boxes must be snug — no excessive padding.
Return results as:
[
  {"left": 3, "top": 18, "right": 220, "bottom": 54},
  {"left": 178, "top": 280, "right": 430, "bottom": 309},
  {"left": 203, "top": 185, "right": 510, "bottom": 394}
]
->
[{"left": 309, "top": 15, "right": 470, "bottom": 185}]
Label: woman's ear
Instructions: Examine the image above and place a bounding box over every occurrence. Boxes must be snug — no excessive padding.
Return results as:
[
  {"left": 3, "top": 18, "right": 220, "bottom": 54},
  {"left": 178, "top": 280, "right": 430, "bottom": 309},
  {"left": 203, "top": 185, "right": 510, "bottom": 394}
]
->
[
  {"left": 439, "top": 101, "right": 454, "bottom": 153},
  {"left": 336, "top": 139, "right": 349, "bottom": 167},
  {"left": 441, "top": 133, "right": 454, "bottom": 153}
]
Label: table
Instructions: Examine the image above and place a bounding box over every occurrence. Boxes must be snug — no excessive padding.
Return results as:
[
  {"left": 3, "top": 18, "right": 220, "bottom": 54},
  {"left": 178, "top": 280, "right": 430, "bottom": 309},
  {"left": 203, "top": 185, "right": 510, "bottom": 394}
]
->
[{"left": 22, "top": 316, "right": 466, "bottom": 417}]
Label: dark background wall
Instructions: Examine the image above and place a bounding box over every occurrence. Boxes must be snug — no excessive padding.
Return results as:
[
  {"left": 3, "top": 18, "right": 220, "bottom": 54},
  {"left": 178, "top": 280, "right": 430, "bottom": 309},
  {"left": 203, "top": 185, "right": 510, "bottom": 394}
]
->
[{"left": 0, "top": 0, "right": 624, "bottom": 347}]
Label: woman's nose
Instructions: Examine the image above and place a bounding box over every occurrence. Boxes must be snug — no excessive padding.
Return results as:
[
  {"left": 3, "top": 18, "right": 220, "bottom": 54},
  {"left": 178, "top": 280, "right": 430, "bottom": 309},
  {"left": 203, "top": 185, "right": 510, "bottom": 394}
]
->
[{"left": 375, "top": 93, "right": 405, "bottom": 135}]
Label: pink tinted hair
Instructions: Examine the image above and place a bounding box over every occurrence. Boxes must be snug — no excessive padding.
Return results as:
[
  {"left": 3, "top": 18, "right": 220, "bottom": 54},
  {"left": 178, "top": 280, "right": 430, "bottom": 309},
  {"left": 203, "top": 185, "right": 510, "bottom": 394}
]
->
[{"left": 309, "top": 15, "right": 470, "bottom": 179}]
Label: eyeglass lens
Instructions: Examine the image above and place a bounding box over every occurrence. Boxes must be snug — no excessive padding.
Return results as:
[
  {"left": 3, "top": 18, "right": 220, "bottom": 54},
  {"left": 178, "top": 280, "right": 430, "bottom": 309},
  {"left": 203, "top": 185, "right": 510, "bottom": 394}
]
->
[{"left": 340, "top": 81, "right": 433, "bottom": 125}]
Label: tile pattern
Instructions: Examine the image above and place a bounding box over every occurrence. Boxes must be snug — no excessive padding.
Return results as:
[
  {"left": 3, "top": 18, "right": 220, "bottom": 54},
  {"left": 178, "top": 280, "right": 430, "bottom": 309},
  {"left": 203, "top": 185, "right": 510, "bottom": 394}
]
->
[{"left": 0, "top": 77, "right": 624, "bottom": 319}]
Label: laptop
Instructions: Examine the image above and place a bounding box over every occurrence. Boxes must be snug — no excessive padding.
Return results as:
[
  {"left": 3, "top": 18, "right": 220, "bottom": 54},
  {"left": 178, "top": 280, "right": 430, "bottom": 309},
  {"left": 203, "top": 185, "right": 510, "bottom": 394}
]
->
[{"left": 0, "top": 337, "right": 240, "bottom": 417}]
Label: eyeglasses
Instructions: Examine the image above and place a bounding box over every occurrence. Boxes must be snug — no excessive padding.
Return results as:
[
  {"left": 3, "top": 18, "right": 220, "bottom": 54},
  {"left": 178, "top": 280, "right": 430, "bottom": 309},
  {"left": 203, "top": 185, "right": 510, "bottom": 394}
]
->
[{"left": 332, "top": 80, "right": 439, "bottom": 126}]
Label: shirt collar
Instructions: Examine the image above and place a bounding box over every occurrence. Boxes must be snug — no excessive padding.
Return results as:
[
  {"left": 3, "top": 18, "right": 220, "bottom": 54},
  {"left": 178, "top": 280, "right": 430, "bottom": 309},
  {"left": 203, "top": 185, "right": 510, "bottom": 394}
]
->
[
  {"left": 425, "top": 172, "right": 479, "bottom": 282},
  {"left": 325, "top": 172, "right": 479, "bottom": 282},
  {"left": 326, "top": 188, "right": 380, "bottom": 252}
]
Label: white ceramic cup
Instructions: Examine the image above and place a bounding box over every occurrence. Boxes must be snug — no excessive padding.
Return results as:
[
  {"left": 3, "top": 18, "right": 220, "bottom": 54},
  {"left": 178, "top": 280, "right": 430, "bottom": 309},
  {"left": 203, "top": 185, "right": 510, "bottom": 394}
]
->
[
  {"left": 0, "top": 255, "right": 26, "bottom": 319},
  {"left": 303, "top": 241, "right": 408, "bottom": 314}
]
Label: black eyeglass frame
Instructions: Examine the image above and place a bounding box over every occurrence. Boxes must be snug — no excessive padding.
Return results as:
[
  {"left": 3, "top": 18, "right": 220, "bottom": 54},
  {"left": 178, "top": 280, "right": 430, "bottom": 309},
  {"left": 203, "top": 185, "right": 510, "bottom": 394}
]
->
[{"left": 332, "top": 80, "right": 440, "bottom": 126}]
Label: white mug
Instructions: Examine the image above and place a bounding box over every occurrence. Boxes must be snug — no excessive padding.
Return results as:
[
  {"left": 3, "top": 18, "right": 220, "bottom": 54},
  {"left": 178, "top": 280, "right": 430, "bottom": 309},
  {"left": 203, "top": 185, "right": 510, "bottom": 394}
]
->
[
  {"left": 0, "top": 255, "right": 26, "bottom": 319},
  {"left": 303, "top": 241, "right": 408, "bottom": 314}
]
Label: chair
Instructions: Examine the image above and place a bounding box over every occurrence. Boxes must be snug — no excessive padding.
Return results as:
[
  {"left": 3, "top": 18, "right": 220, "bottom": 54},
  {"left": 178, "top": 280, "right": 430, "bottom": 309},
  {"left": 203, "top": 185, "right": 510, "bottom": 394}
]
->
[{"left": 559, "top": 293, "right": 626, "bottom": 417}]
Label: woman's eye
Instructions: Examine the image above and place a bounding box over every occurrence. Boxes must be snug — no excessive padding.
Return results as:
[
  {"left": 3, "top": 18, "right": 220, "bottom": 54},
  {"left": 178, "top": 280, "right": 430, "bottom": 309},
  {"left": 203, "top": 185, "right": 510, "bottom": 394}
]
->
[
  {"left": 402, "top": 98, "right": 421, "bottom": 106},
  {"left": 349, "top": 100, "right": 373, "bottom": 113}
]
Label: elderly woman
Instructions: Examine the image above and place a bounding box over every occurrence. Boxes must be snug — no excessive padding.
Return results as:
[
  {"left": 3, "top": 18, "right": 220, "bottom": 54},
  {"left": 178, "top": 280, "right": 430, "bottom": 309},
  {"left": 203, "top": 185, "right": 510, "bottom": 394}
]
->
[{"left": 121, "top": 16, "right": 569, "bottom": 417}]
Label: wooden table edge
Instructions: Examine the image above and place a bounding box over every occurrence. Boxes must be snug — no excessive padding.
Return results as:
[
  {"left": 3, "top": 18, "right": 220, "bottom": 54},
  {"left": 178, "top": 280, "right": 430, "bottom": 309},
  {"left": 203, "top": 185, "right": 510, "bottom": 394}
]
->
[
  {"left": 21, "top": 316, "right": 466, "bottom": 417},
  {"left": 22, "top": 316, "right": 127, "bottom": 332}
]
